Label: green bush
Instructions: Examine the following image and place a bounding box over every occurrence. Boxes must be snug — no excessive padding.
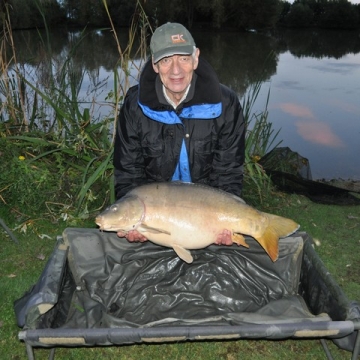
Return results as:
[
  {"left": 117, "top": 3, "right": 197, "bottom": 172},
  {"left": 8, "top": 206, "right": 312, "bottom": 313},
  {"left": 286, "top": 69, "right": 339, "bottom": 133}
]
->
[
  {"left": 0, "top": 136, "right": 111, "bottom": 219},
  {"left": 0, "top": 139, "right": 57, "bottom": 214}
]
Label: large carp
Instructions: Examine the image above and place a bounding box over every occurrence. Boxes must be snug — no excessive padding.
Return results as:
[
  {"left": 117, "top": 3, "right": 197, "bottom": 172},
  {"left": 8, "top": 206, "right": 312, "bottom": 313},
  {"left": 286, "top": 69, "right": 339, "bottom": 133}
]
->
[{"left": 95, "top": 182, "right": 299, "bottom": 263}]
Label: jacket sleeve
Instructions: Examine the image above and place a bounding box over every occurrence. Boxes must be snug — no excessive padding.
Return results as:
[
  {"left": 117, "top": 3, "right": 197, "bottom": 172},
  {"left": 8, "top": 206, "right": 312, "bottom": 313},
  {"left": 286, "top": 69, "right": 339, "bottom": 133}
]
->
[
  {"left": 209, "top": 85, "right": 245, "bottom": 197},
  {"left": 113, "top": 87, "right": 147, "bottom": 199}
]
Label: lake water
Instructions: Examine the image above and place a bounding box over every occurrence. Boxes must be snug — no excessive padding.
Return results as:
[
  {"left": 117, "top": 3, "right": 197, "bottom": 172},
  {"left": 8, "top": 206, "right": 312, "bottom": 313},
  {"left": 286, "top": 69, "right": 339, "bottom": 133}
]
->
[
  {"left": 9, "top": 27, "right": 360, "bottom": 180},
  {"left": 257, "top": 50, "right": 360, "bottom": 181}
]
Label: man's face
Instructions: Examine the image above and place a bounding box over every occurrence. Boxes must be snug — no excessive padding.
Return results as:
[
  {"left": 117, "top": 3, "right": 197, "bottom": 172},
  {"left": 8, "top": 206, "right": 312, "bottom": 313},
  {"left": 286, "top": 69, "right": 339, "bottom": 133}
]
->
[{"left": 152, "top": 48, "right": 200, "bottom": 101}]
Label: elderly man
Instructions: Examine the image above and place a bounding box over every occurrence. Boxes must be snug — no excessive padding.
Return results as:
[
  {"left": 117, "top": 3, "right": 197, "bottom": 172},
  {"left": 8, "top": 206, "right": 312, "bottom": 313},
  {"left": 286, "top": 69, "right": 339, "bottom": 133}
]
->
[{"left": 113, "top": 22, "right": 245, "bottom": 244}]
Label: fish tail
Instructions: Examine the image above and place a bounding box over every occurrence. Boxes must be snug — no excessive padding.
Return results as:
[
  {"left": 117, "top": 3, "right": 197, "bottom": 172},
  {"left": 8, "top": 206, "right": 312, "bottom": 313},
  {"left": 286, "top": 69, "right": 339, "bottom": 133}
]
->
[{"left": 256, "top": 214, "right": 299, "bottom": 262}]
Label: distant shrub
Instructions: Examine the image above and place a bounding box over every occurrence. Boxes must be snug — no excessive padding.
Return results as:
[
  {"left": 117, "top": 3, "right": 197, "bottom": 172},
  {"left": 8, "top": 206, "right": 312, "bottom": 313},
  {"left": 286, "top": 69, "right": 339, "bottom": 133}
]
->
[
  {"left": 4, "top": 0, "right": 65, "bottom": 30},
  {"left": 318, "top": 1, "right": 360, "bottom": 29},
  {"left": 283, "top": 3, "right": 314, "bottom": 28}
]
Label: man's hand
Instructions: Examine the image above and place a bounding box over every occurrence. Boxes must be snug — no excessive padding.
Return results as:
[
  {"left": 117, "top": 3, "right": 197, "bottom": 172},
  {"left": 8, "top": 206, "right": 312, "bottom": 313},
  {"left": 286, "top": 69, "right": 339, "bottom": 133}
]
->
[
  {"left": 117, "top": 230, "right": 148, "bottom": 242},
  {"left": 117, "top": 229, "right": 232, "bottom": 246},
  {"left": 214, "top": 229, "right": 233, "bottom": 246}
]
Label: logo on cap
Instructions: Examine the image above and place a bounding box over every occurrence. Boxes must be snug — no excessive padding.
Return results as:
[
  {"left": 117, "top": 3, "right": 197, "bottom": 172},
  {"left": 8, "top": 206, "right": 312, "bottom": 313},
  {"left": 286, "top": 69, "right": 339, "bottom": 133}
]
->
[{"left": 171, "top": 34, "right": 186, "bottom": 43}]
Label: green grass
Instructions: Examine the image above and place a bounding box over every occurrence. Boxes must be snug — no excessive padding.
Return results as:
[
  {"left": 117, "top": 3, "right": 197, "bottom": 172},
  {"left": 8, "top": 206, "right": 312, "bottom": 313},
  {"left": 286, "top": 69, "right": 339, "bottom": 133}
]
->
[
  {"left": 1, "top": 185, "right": 359, "bottom": 359},
  {"left": 262, "top": 192, "right": 360, "bottom": 301}
]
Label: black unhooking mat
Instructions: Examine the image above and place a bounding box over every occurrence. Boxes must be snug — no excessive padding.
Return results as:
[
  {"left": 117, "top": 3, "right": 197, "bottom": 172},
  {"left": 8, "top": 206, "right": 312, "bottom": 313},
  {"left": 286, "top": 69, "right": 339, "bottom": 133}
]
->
[{"left": 14, "top": 228, "right": 360, "bottom": 358}]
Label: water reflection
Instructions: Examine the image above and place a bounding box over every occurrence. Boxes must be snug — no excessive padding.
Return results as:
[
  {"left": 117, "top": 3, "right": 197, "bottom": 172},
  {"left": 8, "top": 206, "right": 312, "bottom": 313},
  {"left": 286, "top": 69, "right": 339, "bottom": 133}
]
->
[
  {"left": 295, "top": 121, "right": 345, "bottom": 148},
  {"left": 264, "top": 50, "right": 360, "bottom": 179},
  {"left": 10, "top": 27, "right": 360, "bottom": 95},
  {"left": 193, "top": 31, "right": 279, "bottom": 95},
  {"left": 277, "top": 103, "right": 316, "bottom": 119},
  {"left": 7, "top": 27, "right": 360, "bottom": 180},
  {"left": 274, "top": 28, "right": 360, "bottom": 59},
  {"left": 12, "top": 28, "right": 132, "bottom": 71},
  {"left": 275, "top": 103, "right": 345, "bottom": 148}
]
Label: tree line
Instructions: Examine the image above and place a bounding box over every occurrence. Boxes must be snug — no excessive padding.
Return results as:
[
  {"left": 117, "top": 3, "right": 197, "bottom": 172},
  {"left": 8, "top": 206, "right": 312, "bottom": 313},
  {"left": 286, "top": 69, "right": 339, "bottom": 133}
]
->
[{"left": 1, "top": 0, "right": 360, "bottom": 30}]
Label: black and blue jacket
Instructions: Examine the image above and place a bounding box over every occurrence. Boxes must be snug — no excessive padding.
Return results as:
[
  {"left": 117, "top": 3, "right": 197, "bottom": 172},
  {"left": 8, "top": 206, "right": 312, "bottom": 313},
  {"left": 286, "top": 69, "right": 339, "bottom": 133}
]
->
[{"left": 113, "top": 57, "right": 245, "bottom": 199}]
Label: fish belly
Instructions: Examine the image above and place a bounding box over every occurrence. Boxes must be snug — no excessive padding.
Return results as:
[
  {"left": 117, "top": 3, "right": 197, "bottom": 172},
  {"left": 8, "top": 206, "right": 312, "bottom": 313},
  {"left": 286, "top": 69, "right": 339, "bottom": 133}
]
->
[{"left": 129, "top": 182, "right": 267, "bottom": 248}]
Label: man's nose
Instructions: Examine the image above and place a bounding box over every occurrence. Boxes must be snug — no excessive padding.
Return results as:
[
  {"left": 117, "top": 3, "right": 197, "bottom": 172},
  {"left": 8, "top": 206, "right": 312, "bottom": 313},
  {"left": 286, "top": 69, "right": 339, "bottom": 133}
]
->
[{"left": 170, "top": 58, "right": 181, "bottom": 73}]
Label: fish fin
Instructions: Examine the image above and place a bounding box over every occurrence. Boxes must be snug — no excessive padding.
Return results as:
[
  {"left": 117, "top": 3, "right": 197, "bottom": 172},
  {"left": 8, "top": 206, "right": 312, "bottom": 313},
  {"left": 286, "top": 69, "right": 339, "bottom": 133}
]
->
[
  {"left": 265, "top": 213, "right": 300, "bottom": 238},
  {"left": 256, "top": 227, "right": 280, "bottom": 262},
  {"left": 172, "top": 244, "right": 194, "bottom": 264},
  {"left": 138, "top": 223, "right": 171, "bottom": 235},
  {"left": 232, "top": 233, "right": 249, "bottom": 248},
  {"left": 256, "top": 214, "right": 300, "bottom": 262}
]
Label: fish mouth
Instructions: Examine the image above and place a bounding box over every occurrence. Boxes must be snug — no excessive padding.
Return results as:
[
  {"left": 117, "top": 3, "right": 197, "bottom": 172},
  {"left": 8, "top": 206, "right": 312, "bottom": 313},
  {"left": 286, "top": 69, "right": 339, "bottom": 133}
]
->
[
  {"left": 95, "top": 216, "right": 113, "bottom": 230},
  {"left": 95, "top": 218, "right": 104, "bottom": 230},
  {"left": 95, "top": 220, "right": 125, "bottom": 232},
  {"left": 95, "top": 219, "right": 113, "bottom": 231}
]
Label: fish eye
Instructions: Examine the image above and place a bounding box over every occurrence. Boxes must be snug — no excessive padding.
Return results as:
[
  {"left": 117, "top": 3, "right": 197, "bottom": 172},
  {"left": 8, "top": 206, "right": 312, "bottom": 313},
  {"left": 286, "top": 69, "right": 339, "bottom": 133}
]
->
[{"left": 110, "top": 205, "right": 118, "bottom": 212}]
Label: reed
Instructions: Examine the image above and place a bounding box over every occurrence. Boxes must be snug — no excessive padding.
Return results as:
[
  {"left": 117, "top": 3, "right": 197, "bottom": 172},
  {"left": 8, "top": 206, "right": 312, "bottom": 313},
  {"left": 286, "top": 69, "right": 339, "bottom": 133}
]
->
[
  {"left": 0, "top": 3, "right": 28, "bottom": 131},
  {"left": 242, "top": 79, "right": 281, "bottom": 197},
  {"left": 1, "top": 1, "right": 150, "bottom": 217}
]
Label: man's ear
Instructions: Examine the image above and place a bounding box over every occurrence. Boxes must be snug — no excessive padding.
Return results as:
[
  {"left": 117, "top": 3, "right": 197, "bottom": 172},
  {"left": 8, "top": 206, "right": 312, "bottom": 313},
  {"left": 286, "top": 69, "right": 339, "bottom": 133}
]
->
[
  {"left": 193, "top": 48, "right": 200, "bottom": 70},
  {"left": 152, "top": 58, "right": 159, "bottom": 73}
]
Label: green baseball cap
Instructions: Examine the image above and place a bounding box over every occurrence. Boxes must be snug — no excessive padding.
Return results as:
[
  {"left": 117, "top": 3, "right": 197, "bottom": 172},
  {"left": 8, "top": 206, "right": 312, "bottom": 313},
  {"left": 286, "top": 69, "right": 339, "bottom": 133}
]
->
[{"left": 150, "top": 22, "right": 196, "bottom": 63}]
